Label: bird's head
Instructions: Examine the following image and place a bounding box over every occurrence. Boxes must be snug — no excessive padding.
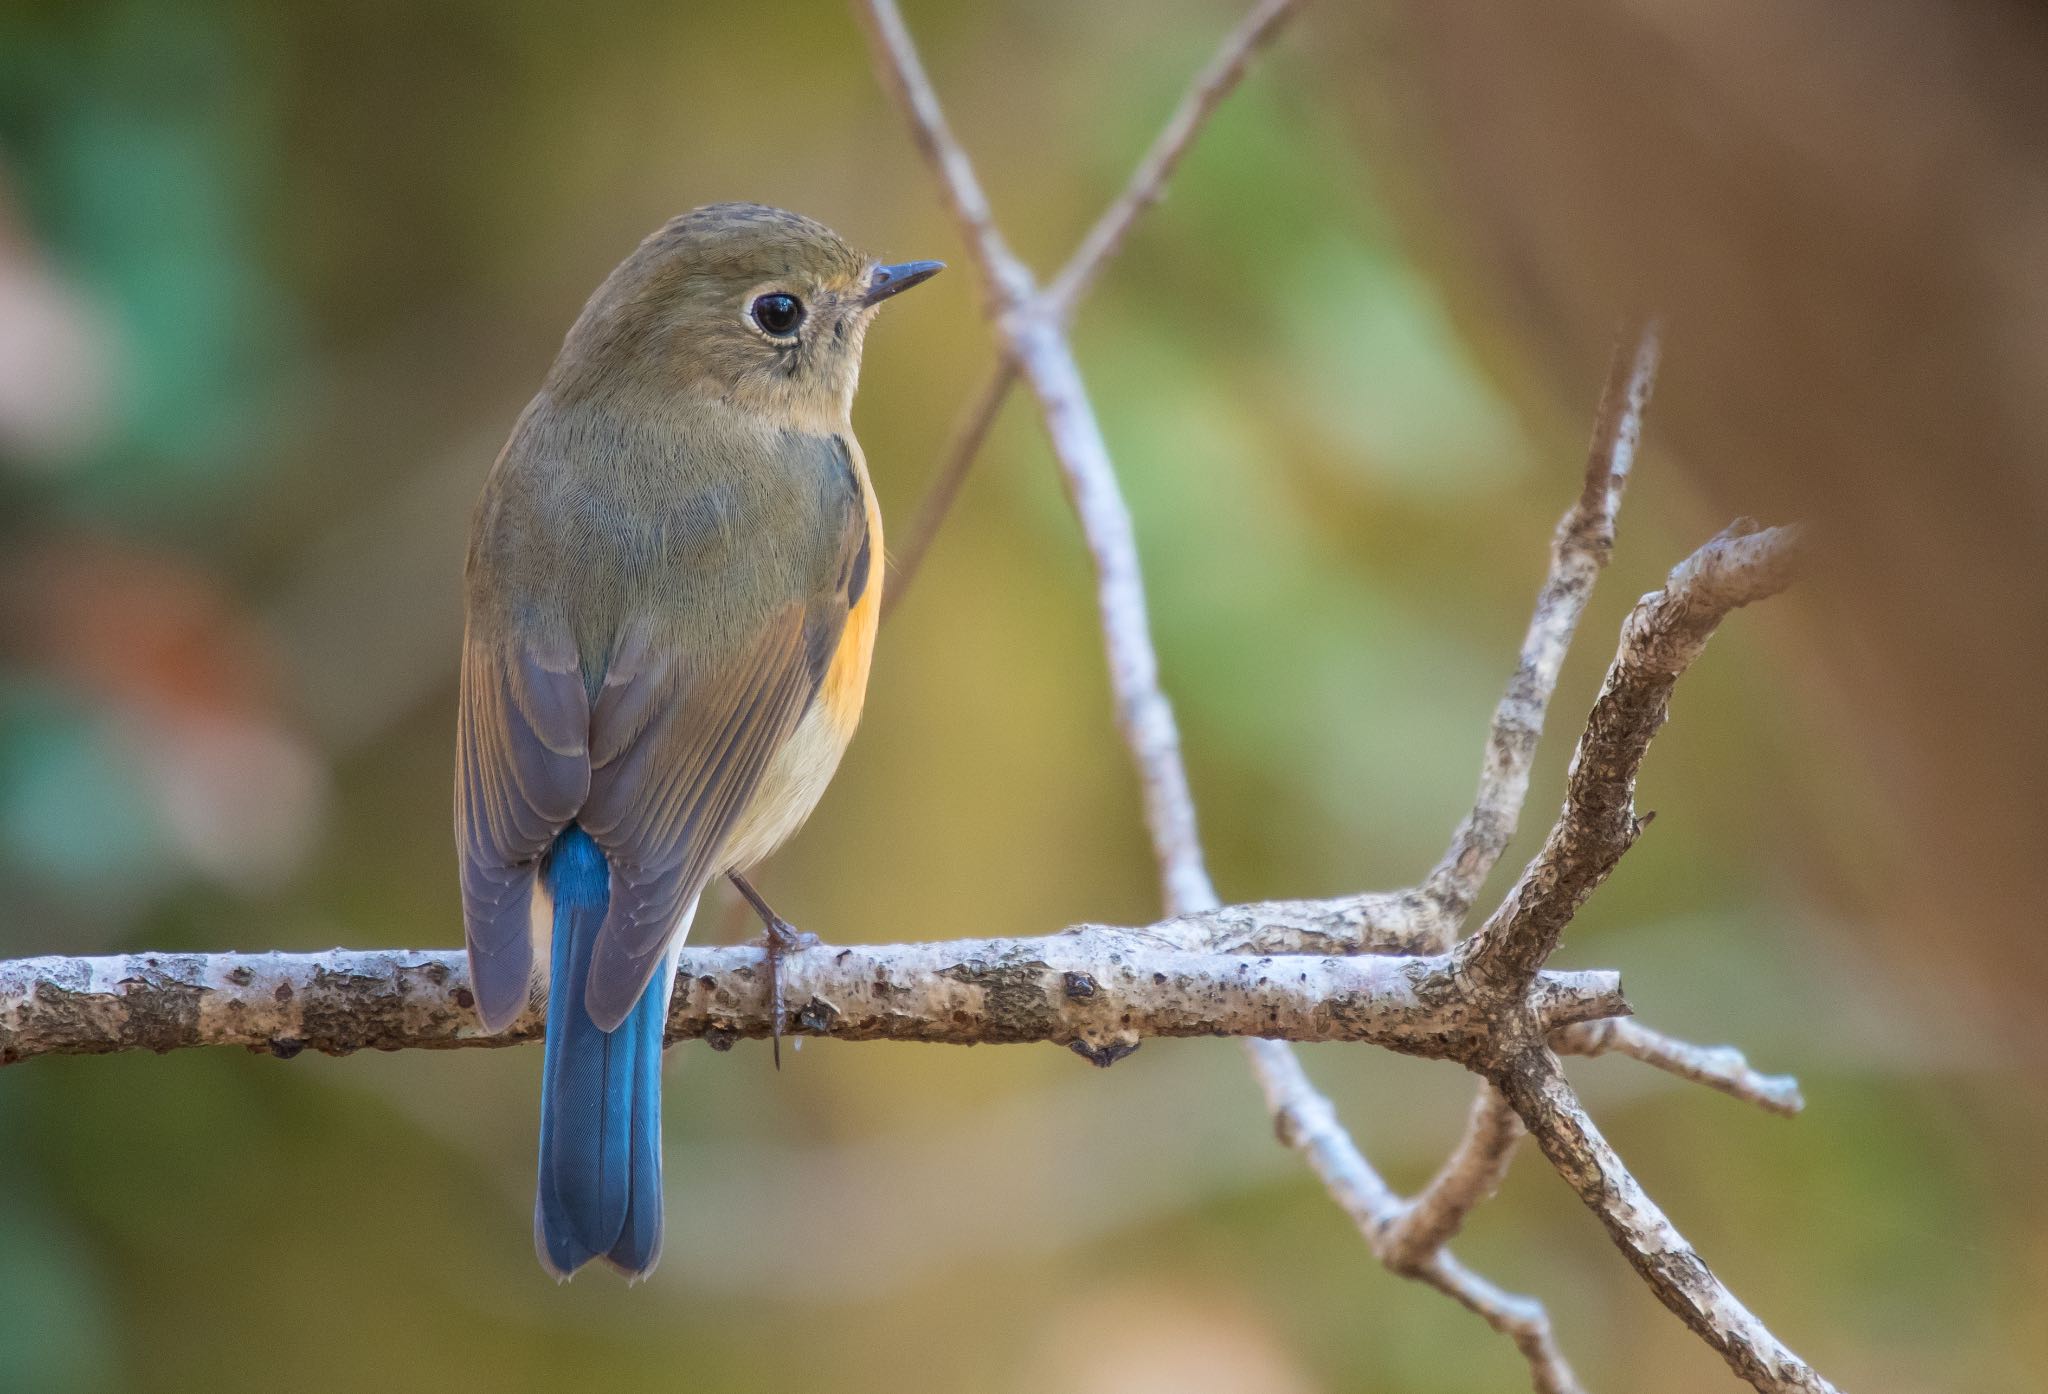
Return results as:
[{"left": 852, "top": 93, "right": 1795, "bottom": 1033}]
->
[{"left": 548, "top": 203, "right": 942, "bottom": 430}]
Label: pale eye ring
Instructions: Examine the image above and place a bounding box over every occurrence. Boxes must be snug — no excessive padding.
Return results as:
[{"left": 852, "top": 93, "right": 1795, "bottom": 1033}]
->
[{"left": 750, "top": 292, "right": 804, "bottom": 337}]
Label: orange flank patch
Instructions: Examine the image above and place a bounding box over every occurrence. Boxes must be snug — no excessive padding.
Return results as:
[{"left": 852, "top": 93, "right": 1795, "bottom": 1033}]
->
[{"left": 820, "top": 498, "right": 882, "bottom": 738}]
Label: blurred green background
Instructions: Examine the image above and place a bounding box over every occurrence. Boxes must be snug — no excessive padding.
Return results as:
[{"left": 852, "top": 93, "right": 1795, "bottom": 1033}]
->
[{"left": 2, "top": 1, "right": 2042, "bottom": 1391}]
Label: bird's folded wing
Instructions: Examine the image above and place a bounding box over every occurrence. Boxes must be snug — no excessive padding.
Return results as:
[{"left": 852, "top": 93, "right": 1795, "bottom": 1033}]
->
[
  {"left": 456, "top": 632, "right": 592, "bottom": 1031},
  {"left": 576, "top": 586, "right": 850, "bottom": 1030}
]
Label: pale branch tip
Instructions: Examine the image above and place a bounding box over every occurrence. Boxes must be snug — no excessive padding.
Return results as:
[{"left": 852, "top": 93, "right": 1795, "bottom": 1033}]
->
[{"left": 1553, "top": 1017, "right": 1806, "bottom": 1117}]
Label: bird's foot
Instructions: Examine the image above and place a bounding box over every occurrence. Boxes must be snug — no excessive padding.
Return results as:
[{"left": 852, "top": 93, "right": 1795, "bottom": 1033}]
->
[{"left": 727, "top": 871, "right": 819, "bottom": 1069}]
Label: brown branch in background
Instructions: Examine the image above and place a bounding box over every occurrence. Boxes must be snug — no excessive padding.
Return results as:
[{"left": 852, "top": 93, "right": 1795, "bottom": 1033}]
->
[
  {"left": 1463, "top": 519, "right": 1806, "bottom": 995},
  {"left": 1044, "top": 0, "right": 1301, "bottom": 317},
  {"left": 880, "top": 357, "right": 1014, "bottom": 619},
  {"left": 877, "top": 0, "right": 1301, "bottom": 621}
]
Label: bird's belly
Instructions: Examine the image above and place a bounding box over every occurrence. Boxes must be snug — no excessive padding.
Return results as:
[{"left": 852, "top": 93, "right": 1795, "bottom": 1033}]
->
[{"left": 721, "top": 690, "right": 856, "bottom": 872}]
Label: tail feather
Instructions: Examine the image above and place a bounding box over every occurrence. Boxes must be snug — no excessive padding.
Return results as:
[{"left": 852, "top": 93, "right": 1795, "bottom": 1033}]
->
[{"left": 535, "top": 825, "right": 672, "bottom": 1281}]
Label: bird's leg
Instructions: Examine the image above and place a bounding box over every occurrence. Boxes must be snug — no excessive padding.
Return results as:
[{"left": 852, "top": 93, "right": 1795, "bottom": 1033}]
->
[{"left": 726, "top": 871, "right": 819, "bottom": 1069}]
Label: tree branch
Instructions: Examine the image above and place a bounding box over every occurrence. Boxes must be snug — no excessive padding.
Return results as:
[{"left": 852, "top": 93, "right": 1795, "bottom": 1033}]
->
[
  {"left": 1379, "top": 1083, "right": 1527, "bottom": 1272},
  {"left": 0, "top": 936, "right": 1625, "bottom": 1065},
  {"left": 1412, "top": 324, "right": 1659, "bottom": 942},
  {"left": 1552, "top": 1017, "right": 1805, "bottom": 1117},
  {"left": 876, "top": 0, "right": 1300, "bottom": 620},
  {"left": 1249, "top": 1039, "right": 1584, "bottom": 1394},
  {"left": 1493, "top": 1049, "right": 1839, "bottom": 1394}
]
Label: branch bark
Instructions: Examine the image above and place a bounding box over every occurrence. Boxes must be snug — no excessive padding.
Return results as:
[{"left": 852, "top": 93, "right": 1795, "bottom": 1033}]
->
[
  {"left": 0, "top": 936, "right": 1625, "bottom": 1065},
  {"left": 1380, "top": 1084, "right": 1526, "bottom": 1272},
  {"left": 1554, "top": 1017, "right": 1804, "bottom": 1117}
]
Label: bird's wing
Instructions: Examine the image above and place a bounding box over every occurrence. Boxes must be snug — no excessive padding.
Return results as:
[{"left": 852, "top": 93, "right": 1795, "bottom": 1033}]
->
[
  {"left": 575, "top": 444, "right": 871, "bottom": 1031},
  {"left": 456, "top": 626, "right": 592, "bottom": 1031}
]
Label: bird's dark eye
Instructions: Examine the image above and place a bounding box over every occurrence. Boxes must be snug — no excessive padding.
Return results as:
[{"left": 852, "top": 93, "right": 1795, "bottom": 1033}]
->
[{"left": 750, "top": 292, "right": 804, "bottom": 337}]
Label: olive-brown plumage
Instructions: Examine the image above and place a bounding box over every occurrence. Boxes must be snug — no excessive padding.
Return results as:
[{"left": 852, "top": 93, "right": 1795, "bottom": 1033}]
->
[{"left": 454, "top": 203, "right": 937, "bottom": 1277}]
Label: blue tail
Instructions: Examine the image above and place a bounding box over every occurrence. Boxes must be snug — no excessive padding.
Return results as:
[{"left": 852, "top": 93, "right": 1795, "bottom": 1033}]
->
[{"left": 535, "top": 825, "right": 666, "bottom": 1280}]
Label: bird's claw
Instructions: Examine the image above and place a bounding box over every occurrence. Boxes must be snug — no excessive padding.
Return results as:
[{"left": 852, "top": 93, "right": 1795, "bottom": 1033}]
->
[{"left": 758, "top": 916, "right": 818, "bottom": 1070}]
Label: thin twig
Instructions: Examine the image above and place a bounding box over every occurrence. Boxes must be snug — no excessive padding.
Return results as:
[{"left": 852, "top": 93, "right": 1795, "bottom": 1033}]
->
[
  {"left": 1412, "top": 323, "right": 1661, "bottom": 941},
  {"left": 1250, "top": 1040, "right": 1584, "bottom": 1394},
  {"left": 1494, "top": 1049, "right": 1839, "bottom": 1394},
  {"left": 876, "top": 0, "right": 1300, "bottom": 622},
  {"left": 1380, "top": 1084, "right": 1527, "bottom": 1272},
  {"left": 853, "top": 0, "right": 1033, "bottom": 309},
  {"left": 1463, "top": 519, "right": 1806, "bottom": 994},
  {"left": 881, "top": 357, "right": 1016, "bottom": 619},
  {"left": 1554, "top": 1017, "right": 1805, "bottom": 1117},
  {"left": 1044, "top": 0, "right": 1302, "bottom": 317}
]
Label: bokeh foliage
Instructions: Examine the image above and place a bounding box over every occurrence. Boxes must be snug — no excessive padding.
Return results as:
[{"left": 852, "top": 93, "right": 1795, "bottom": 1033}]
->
[{"left": 0, "top": 2, "right": 2037, "bottom": 1391}]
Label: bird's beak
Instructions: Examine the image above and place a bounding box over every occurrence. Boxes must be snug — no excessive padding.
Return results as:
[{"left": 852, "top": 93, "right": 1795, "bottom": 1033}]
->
[{"left": 863, "top": 260, "right": 945, "bottom": 307}]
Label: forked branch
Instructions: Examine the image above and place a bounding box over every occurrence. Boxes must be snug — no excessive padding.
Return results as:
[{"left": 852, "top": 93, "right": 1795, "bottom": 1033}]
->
[{"left": 854, "top": 4, "right": 1834, "bottom": 1389}]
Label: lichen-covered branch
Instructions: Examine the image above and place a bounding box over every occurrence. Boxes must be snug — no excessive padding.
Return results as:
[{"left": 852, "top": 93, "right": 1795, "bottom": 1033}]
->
[
  {"left": 0, "top": 935, "right": 1625, "bottom": 1065},
  {"left": 1463, "top": 519, "right": 1805, "bottom": 994}
]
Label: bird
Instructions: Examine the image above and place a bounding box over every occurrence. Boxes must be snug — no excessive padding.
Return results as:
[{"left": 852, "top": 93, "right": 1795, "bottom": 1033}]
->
[{"left": 454, "top": 203, "right": 940, "bottom": 1280}]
